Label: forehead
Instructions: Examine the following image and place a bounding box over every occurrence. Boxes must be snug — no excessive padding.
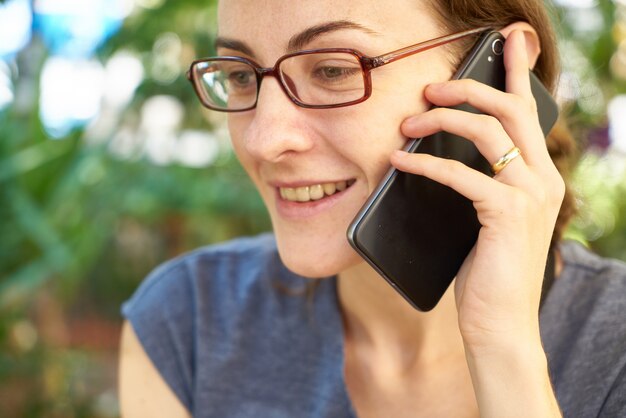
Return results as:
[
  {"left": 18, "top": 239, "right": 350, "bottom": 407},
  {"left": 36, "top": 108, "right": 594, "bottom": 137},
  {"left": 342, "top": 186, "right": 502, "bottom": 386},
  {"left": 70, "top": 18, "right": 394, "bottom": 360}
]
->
[{"left": 217, "top": 0, "right": 439, "bottom": 53}]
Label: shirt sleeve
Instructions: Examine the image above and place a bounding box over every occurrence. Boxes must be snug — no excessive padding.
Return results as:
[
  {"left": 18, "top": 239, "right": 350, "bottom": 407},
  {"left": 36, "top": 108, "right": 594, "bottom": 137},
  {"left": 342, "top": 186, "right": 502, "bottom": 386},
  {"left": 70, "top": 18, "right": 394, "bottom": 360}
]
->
[{"left": 121, "top": 259, "right": 196, "bottom": 412}]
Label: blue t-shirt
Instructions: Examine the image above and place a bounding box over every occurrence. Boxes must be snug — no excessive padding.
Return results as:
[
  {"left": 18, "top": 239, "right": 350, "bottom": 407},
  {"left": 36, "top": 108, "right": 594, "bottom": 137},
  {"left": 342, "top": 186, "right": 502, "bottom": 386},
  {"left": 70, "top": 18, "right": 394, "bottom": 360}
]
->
[{"left": 122, "top": 234, "right": 626, "bottom": 417}]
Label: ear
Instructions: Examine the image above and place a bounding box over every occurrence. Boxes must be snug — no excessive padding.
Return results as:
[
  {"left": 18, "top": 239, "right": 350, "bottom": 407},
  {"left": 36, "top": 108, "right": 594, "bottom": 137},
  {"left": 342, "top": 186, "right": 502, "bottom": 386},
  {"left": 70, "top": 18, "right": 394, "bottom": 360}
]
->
[{"left": 499, "top": 22, "right": 541, "bottom": 69}]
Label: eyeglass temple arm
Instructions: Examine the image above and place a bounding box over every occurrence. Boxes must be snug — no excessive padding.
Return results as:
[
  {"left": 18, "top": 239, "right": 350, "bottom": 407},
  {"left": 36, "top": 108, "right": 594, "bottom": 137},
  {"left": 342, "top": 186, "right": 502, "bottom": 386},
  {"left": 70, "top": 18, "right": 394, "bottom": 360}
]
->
[{"left": 366, "top": 26, "right": 491, "bottom": 69}]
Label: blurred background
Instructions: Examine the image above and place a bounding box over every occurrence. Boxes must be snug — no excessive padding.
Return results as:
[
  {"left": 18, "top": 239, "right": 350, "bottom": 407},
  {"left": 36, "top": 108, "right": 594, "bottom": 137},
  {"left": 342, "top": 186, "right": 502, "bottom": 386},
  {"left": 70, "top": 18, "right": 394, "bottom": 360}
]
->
[{"left": 0, "top": 0, "right": 625, "bottom": 416}]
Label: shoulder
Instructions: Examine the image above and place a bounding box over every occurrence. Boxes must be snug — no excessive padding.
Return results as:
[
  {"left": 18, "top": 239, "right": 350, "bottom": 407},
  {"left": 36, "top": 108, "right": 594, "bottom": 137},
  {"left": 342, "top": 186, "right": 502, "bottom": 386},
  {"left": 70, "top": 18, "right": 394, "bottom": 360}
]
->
[
  {"left": 542, "top": 239, "right": 626, "bottom": 341},
  {"left": 542, "top": 240, "right": 626, "bottom": 357},
  {"left": 121, "top": 232, "right": 309, "bottom": 333},
  {"left": 560, "top": 239, "right": 626, "bottom": 281},
  {"left": 122, "top": 233, "right": 296, "bottom": 318},
  {"left": 126, "top": 233, "right": 282, "bottom": 301},
  {"left": 540, "top": 241, "right": 626, "bottom": 417},
  {"left": 120, "top": 233, "right": 308, "bottom": 411},
  {"left": 548, "top": 240, "right": 626, "bottom": 318}
]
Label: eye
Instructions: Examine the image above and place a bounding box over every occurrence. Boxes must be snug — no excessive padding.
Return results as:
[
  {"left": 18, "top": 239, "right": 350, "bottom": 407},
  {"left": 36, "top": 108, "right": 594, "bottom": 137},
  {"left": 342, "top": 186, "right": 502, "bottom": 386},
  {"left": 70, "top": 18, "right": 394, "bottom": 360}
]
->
[
  {"left": 313, "top": 65, "right": 361, "bottom": 82},
  {"left": 228, "top": 69, "right": 255, "bottom": 86}
]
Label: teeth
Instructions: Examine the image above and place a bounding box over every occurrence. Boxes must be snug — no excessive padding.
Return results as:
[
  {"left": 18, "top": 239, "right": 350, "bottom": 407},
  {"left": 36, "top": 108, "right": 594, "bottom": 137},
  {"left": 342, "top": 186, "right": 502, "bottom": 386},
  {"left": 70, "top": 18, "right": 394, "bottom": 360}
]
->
[
  {"left": 283, "top": 187, "right": 297, "bottom": 201},
  {"left": 279, "top": 180, "right": 354, "bottom": 202},
  {"left": 309, "top": 184, "right": 324, "bottom": 200},
  {"left": 295, "top": 187, "right": 309, "bottom": 202}
]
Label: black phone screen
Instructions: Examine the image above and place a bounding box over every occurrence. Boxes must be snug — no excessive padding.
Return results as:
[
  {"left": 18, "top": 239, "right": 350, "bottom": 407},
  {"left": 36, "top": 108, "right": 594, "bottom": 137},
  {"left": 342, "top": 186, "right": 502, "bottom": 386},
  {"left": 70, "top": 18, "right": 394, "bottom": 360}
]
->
[{"left": 347, "top": 31, "right": 559, "bottom": 311}]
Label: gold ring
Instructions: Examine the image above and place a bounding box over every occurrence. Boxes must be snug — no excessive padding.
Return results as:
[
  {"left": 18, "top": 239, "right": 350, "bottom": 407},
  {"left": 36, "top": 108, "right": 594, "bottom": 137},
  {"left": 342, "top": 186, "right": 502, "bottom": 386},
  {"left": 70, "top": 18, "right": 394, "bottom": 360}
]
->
[{"left": 491, "top": 146, "right": 522, "bottom": 175}]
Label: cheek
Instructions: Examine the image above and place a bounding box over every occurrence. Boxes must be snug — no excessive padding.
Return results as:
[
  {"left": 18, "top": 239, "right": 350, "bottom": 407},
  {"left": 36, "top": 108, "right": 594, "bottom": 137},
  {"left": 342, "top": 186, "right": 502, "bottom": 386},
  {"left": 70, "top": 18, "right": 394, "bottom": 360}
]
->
[
  {"left": 227, "top": 115, "right": 255, "bottom": 171},
  {"left": 319, "top": 97, "right": 415, "bottom": 182},
  {"left": 226, "top": 116, "right": 276, "bottom": 206},
  {"left": 227, "top": 115, "right": 246, "bottom": 152},
  {"left": 328, "top": 59, "right": 454, "bottom": 182}
]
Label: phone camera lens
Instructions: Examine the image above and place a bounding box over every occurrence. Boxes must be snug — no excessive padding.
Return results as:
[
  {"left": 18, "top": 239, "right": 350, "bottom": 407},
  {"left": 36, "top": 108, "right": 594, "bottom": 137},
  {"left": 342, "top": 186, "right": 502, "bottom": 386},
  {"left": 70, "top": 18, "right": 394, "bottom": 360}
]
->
[{"left": 492, "top": 39, "right": 504, "bottom": 55}]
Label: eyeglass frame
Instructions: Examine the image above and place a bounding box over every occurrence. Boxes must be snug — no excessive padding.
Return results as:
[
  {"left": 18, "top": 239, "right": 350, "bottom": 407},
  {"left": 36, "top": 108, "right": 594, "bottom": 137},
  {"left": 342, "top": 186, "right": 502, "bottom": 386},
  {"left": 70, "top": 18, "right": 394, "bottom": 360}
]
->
[{"left": 186, "top": 26, "right": 491, "bottom": 112}]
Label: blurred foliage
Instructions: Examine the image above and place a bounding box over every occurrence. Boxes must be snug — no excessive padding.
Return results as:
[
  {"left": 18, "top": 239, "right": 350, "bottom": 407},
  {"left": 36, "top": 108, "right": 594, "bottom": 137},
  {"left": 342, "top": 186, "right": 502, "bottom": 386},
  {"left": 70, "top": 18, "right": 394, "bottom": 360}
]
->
[
  {"left": 551, "top": 1, "right": 626, "bottom": 261},
  {"left": 0, "top": 0, "right": 625, "bottom": 417},
  {"left": 0, "top": 0, "right": 270, "bottom": 416}
]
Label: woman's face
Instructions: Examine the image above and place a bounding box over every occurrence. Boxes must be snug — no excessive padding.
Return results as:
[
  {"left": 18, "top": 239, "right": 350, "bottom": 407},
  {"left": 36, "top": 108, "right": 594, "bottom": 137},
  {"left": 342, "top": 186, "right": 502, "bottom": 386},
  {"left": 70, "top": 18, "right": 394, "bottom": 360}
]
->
[{"left": 218, "top": 0, "right": 455, "bottom": 277}]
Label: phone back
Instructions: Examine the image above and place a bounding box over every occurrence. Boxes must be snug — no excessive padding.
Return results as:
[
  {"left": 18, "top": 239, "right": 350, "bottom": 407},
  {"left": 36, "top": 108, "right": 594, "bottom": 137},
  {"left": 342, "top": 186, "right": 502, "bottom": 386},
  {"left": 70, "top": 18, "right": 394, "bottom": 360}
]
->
[{"left": 347, "top": 32, "right": 559, "bottom": 311}]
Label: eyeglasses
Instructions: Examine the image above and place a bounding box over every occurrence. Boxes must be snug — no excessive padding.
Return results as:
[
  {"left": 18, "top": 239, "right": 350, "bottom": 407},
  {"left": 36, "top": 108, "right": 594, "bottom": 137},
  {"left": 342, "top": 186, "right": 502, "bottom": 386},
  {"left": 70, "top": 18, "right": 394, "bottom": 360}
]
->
[{"left": 187, "top": 27, "right": 489, "bottom": 112}]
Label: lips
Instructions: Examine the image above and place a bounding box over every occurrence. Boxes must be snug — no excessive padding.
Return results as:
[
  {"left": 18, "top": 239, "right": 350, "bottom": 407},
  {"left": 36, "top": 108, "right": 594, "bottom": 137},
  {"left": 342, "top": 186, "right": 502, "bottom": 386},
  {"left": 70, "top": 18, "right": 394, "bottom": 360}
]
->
[{"left": 278, "top": 179, "right": 356, "bottom": 202}]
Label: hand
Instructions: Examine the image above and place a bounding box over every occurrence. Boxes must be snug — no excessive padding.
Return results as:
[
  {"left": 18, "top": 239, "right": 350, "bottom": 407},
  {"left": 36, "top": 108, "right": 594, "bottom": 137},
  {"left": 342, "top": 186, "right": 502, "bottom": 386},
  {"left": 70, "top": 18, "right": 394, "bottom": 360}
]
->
[{"left": 390, "top": 30, "right": 565, "bottom": 352}]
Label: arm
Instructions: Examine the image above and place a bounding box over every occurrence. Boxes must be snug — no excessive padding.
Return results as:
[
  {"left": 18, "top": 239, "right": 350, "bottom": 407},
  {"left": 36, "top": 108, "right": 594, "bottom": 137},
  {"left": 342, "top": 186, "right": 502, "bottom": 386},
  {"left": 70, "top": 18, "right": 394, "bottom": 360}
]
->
[
  {"left": 118, "top": 321, "right": 191, "bottom": 418},
  {"left": 464, "top": 334, "right": 561, "bottom": 417},
  {"left": 456, "top": 27, "right": 562, "bottom": 417},
  {"left": 392, "top": 26, "right": 563, "bottom": 416}
]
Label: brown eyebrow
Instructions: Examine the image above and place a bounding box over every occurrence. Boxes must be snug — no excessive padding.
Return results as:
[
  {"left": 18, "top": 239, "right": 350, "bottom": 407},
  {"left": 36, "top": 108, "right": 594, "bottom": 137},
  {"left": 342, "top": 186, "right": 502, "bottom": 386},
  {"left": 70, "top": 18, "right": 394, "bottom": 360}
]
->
[
  {"left": 215, "top": 20, "right": 380, "bottom": 58},
  {"left": 286, "top": 20, "right": 380, "bottom": 51},
  {"left": 215, "top": 38, "right": 256, "bottom": 57}
]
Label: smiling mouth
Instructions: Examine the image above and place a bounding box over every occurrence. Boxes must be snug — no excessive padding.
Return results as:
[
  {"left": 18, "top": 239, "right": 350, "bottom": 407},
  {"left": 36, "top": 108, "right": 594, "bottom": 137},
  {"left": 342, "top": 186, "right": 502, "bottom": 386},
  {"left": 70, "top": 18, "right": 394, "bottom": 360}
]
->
[{"left": 279, "top": 179, "right": 356, "bottom": 202}]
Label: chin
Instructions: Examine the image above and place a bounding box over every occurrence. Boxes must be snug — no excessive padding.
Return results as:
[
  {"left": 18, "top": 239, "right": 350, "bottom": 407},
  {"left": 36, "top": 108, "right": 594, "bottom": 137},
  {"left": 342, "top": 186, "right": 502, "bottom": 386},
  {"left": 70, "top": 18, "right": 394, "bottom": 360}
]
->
[{"left": 273, "top": 232, "right": 362, "bottom": 278}]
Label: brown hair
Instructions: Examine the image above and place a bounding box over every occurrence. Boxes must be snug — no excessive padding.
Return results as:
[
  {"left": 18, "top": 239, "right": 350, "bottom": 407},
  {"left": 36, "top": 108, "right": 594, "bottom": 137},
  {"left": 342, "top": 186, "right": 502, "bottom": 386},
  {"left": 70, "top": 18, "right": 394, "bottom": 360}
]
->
[{"left": 425, "top": 0, "right": 579, "bottom": 245}]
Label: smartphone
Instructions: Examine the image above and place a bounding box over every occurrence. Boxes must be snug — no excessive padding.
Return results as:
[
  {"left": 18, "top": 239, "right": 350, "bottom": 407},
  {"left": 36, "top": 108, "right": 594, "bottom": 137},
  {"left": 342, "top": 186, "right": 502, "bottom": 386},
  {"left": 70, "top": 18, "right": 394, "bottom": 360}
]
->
[{"left": 347, "top": 31, "right": 559, "bottom": 311}]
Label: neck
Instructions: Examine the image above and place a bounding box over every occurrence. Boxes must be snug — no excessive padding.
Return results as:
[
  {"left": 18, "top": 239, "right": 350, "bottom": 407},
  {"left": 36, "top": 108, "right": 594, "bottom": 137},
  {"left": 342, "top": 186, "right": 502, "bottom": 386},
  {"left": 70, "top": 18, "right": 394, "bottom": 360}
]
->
[{"left": 337, "top": 261, "right": 465, "bottom": 372}]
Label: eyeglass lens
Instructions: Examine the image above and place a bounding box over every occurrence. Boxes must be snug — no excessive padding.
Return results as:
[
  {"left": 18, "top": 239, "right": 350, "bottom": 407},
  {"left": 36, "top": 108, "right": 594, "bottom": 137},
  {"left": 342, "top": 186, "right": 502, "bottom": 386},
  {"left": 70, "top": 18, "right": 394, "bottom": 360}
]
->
[{"left": 192, "top": 52, "right": 366, "bottom": 111}]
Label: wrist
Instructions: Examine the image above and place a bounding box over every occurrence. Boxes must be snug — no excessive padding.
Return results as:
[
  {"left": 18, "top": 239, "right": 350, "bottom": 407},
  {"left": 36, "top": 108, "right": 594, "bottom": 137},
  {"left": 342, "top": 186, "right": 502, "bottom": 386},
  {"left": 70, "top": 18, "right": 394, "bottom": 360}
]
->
[
  {"left": 462, "top": 323, "right": 543, "bottom": 360},
  {"left": 459, "top": 306, "right": 543, "bottom": 357},
  {"left": 464, "top": 333, "right": 548, "bottom": 376},
  {"left": 464, "top": 335, "right": 562, "bottom": 418}
]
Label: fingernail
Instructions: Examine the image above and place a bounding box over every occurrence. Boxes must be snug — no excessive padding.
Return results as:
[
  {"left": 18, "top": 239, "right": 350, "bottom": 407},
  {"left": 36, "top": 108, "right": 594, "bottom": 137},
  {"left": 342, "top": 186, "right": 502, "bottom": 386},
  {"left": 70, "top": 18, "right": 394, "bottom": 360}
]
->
[
  {"left": 515, "top": 30, "right": 526, "bottom": 48},
  {"left": 403, "top": 113, "right": 423, "bottom": 126}
]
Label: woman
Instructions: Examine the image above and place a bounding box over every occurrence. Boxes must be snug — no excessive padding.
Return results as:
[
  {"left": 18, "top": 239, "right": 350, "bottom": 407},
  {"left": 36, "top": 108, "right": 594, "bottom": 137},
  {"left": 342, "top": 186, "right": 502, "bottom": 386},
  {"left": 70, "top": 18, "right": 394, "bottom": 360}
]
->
[{"left": 119, "top": 0, "right": 626, "bottom": 417}]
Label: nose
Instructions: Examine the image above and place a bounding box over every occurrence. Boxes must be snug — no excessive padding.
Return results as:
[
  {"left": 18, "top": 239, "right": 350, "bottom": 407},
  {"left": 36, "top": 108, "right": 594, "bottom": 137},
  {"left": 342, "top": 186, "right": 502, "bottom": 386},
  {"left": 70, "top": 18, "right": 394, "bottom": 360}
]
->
[{"left": 242, "top": 76, "right": 315, "bottom": 163}]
